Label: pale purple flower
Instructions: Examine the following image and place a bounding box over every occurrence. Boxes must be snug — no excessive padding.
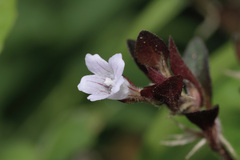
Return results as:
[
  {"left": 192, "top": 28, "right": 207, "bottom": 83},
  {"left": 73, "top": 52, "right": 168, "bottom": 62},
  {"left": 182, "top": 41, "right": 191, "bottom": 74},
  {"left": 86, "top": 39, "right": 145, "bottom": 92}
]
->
[{"left": 78, "top": 53, "right": 135, "bottom": 101}]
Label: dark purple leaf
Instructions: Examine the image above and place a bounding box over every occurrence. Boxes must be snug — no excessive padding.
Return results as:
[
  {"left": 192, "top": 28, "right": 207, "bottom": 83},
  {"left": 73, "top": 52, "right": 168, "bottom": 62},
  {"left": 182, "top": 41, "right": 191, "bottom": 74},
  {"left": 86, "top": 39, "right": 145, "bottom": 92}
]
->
[
  {"left": 140, "top": 85, "right": 156, "bottom": 99},
  {"left": 169, "top": 37, "right": 203, "bottom": 107},
  {"left": 185, "top": 105, "right": 219, "bottom": 130},
  {"left": 183, "top": 37, "right": 212, "bottom": 109},
  {"left": 146, "top": 67, "right": 167, "bottom": 84},
  {"left": 127, "top": 33, "right": 168, "bottom": 83},
  {"left": 140, "top": 76, "right": 183, "bottom": 111},
  {"left": 135, "top": 31, "right": 169, "bottom": 75},
  {"left": 153, "top": 75, "right": 183, "bottom": 112}
]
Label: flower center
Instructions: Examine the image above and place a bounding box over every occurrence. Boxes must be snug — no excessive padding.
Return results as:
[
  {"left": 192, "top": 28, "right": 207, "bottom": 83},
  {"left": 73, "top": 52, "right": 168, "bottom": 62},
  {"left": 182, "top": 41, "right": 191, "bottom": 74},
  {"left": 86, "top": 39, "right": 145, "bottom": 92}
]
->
[{"left": 104, "top": 77, "right": 115, "bottom": 87}]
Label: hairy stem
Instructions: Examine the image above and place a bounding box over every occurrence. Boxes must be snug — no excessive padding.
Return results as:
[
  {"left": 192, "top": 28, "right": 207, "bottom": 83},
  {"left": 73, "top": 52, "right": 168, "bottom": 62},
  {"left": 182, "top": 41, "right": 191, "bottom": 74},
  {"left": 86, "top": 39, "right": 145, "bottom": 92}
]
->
[{"left": 205, "top": 125, "right": 234, "bottom": 160}]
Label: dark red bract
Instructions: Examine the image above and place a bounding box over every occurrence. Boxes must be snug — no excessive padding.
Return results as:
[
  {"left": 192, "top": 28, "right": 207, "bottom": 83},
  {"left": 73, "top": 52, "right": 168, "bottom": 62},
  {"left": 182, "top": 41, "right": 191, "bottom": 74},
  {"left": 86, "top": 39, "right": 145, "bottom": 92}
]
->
[{"left": 127, "top": 30, "right": 204, "bottom": 112}]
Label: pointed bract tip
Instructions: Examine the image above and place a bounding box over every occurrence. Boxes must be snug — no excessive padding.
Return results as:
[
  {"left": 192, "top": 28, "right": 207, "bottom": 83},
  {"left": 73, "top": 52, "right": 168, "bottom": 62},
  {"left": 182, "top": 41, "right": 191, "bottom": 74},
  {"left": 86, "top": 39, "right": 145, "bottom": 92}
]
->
[{"left": 185, "top": 105, "right": 219, "bottom": 130}]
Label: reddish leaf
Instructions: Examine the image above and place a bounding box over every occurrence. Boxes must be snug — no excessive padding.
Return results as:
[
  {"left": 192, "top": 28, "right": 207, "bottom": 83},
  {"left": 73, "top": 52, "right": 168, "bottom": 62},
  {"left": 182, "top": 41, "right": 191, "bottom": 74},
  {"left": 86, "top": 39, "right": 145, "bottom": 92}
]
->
[
  {"left": 153, "top": 75, "right": 183, "bottom": 112},
  {"left": 135, "top": 30, "right": 169, "bottom": 76},
  {"left": 146, "top": 67, "right": 167, "bottom": 84},
  {"left": 185, "top": 105, "right": 219, "bottom": 130},
  {"left": 140, "top": 85, "right": 156, "bottom": 99},
  {"left": 140, "top": 75, "right": 183, "bottom": 111},
  {"left": 169, "top": 37, "right": 203, "bottom": 107},
  {"left": 127, "top": 39, "right": 167, "bottom": 84}
]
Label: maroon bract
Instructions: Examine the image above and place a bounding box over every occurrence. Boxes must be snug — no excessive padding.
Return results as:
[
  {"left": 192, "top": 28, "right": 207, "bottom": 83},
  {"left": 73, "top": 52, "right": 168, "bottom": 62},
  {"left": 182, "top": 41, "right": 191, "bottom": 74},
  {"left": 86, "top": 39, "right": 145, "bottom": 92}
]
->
[
  {"left": 128, "top": 31, "right": 203, "bottom": 113},
  {"left": 127, "top": 31, "right": 185, "bottom": 112},
  {"left": 152, "top": 75, "right": 183, "bottom": 112},
  {"left": 169, "top": 37, "right": 203, "bottom": 108},
  {"left": 146, "top": 67, "right": 167, "bottom": 84},
  {"left": 185, "top": 105, "right": 219, "bottom": 131},
  {"left": 135, "top": 31, "right": 169, "bottom": 69},
  {"left": 128, "top": 31, "right": 171, "bottom": 79}
]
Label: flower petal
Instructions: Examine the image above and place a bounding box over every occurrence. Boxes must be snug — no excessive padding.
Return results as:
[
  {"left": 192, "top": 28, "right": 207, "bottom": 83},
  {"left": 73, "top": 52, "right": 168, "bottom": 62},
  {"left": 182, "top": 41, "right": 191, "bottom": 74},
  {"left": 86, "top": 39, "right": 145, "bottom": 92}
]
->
[
  {"left": 108, "top": 78, "right": 130, "bottom": 100},
  {"left": 87, "top": 94, "right": 110, "bottom": 101},
  {"left": 79, "top": 53, "right": 129, "bottom": 101},
  {"left": 85, "top": 54, "right": 113, "bottom": 77},
  {"left": 78, "top": 75, "right": 109, "bottom": 95},
  {"left": 111, "top": 76, "right": 125, "bottom": 94},
  {"left": 108, "top": 53, "right": 125, "bottom": 79}
]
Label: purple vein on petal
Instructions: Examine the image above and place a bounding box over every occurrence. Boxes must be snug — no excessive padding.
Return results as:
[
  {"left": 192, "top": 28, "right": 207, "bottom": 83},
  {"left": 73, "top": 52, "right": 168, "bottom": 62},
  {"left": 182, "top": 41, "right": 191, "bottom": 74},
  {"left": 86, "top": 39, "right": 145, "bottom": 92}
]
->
[
  {"left": 88, "top": 80, "right": 111, "bottom": 90},
  {"left": 96, "top": 61, "right": 112, "bottom": 74}
]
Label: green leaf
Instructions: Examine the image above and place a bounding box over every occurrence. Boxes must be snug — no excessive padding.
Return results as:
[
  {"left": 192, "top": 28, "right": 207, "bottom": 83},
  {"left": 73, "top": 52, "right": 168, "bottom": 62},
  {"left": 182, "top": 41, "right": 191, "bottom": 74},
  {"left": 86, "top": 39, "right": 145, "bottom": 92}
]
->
[
  {"left": 38, "top": 109, "right": 103, "bottom": 160},
  {"left": 183, "top": 37, "right": 212, "bottom": 108},
  {"left": 0, "top": 140, "right": 38, "bottom": 160},
  {"left": 0, "top": 0, "right": 17, "bottom": 53}
]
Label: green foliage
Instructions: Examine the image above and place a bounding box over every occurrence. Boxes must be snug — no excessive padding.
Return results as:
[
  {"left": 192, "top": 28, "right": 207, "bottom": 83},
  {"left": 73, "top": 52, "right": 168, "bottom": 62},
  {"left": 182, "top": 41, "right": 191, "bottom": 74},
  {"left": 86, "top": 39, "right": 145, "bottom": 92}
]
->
[
  {"left": 0, "top": 0, "right": 239, "bottom": 160},
  {"left": 0, "top": 0, "right": 16, "bottom": 53}
]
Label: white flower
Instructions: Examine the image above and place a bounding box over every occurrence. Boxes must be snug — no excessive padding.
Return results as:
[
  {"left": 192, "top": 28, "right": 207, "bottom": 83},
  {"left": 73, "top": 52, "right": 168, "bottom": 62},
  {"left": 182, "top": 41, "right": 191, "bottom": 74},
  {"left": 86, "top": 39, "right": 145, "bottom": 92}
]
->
[{"left": 78, "top": 53, "right": 133, "bottom": 101}]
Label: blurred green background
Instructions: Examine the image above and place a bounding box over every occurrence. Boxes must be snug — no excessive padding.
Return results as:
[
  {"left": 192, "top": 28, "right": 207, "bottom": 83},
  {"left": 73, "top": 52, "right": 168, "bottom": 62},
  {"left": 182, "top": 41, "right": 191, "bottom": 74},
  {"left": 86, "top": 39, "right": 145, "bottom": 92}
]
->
[{"left": 0, "top": 0, "right": 240, "bottom": 160}]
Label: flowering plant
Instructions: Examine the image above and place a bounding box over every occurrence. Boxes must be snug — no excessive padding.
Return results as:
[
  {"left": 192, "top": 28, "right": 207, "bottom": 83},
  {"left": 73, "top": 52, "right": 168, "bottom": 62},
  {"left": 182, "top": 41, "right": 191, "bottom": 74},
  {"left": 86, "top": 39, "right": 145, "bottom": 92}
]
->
[
  {"left": 78, "top": 31, "right": 236, "bottom": 160},
  {"left": 78, "top": 53, "right": 140, "bottom": 101}
]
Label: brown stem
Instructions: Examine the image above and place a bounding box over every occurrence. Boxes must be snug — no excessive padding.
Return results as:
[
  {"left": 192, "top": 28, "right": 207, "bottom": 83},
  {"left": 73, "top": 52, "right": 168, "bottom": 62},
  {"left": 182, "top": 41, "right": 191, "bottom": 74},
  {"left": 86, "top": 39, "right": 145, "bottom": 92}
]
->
[
  {"left": 215, "top": 144, "right": 234, "bottom": 160},
  {"left": 205, "top": 125, "right": 234, "bottom": 160}
]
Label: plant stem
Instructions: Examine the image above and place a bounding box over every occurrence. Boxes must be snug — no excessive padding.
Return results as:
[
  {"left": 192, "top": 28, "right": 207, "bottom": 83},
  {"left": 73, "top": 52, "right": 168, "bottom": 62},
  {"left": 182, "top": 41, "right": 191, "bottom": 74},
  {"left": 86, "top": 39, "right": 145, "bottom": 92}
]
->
[
  {"left": 214, "top": 144, "right": 234, "bottom": 160},
  {"left": 205, "top": 125, "right": 234, "bottom": 160}
]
